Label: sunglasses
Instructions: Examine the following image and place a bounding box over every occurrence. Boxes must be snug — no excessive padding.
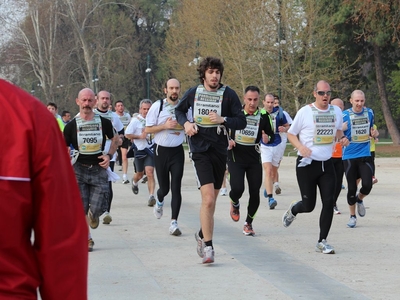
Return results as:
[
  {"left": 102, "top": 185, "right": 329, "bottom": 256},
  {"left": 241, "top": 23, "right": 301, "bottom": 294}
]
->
[{"left": 316, "top": 91, "right": 332, "bottom": 96}]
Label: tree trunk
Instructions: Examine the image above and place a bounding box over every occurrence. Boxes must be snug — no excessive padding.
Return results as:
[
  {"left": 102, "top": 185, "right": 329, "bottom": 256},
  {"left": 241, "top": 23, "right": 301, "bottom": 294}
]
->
[{"left": 373, "top": 43, "right": 400, "bottom": 145}]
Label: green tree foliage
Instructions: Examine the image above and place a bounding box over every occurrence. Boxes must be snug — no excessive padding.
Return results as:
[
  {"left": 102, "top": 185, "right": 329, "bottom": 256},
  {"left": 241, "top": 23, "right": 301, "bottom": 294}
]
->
[
  {"left": 330, "top": 0, "right": 400, "bottom": 143},
  {"left": 162, "top": 0, "right": 356, "bottom": 116}
]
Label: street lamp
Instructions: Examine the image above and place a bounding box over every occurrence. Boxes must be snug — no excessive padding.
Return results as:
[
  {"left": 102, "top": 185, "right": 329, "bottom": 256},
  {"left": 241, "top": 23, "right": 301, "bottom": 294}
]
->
[
  {"left": 31, "top": 82, "right": 42, "bottom": 97},
  {"left": 31, "top": 82, "right": 35, "bottom": 95},
  {"left": 56, "top": 84, "right": 64, "bottom": 101},
  {"left": 92, "top": 67, "right": 99, "bottom": 94},
  {"left": 278, "top": 39, "right": 286, "bottom": 100},
  {"left": 277, "top": 0, "right": 286, "bottom": 100},
  {"left": 188, "top": 57, "right": 202, "bottom": 66},
  {"left": 277, "top": 4, "right": 285, "bottom": 100},
  {"left": 188, "top": 40, "right": 201, "bottom": 66},
  {"left": 145, "top": 54, "right": 151, "bottom": 99}
]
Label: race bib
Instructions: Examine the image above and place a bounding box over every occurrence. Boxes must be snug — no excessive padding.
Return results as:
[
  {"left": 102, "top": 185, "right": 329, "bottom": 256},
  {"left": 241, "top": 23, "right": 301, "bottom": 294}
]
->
[
  {"left": 235, "top": 113, "right": 260, "bottom": 145},
  {"left": 76, "top": 115, "right": 103, "bottom": 154},
  {"left": 193, "top": 85, "right": 225, "bottom": 127},
  {"left": 312, "top": 105, "right": 336, "bottom": 145}
]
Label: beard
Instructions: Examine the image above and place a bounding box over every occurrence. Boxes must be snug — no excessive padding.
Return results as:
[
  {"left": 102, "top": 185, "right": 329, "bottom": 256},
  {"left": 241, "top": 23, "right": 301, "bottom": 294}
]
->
[
  {"left": 169, "top": 94, "right": 178, "bottom": 102},
  {"left": 206, "top": 81, "right": 219, "bottom": 89}
]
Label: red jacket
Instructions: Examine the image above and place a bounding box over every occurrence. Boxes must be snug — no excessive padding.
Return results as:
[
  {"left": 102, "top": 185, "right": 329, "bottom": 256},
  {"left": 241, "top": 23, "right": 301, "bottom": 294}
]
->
[{"left": 0, "top": 80, "right": 88, "bottom": 299}]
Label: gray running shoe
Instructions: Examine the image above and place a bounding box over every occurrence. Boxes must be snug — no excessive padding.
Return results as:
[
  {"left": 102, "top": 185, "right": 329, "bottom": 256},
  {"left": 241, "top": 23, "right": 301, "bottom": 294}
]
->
[
  {"left": 357, "top": 200, "right": 366, "bottom": 217},
  {"left": 282, "top": 201, "right": 298, "bottom": 227},
  {"left": 275, "top": 185, "right": 281, "bottom": 195},
  {"left": 141, "top": 176, "right": 148, "bottom": 183},
  {"left": 153, "top": 200, "right": 163, "bottom": 219},
  {"left": 169, "top": 220, "right": 182, "bottom": 236},
  {"left": 194, "top": 231, "right": 205, "bottom": 258},
  {"left": 315, "top": 239, "right": 335, "bottom": 254},
  {"left": 148, "top": 195, "right": 156, "bottom": 207},
  {"left": 202, "top": 246, "right": 215, "bottom": 264},
  {"left": 347, "top": 216, "right": 357, "bottom": 228}
]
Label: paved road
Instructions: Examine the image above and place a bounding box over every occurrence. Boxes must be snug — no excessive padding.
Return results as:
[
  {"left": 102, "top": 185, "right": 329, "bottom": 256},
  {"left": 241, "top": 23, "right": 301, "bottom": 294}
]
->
[{"left": 88, "top": 154, "right": 400, "bottom": 300}]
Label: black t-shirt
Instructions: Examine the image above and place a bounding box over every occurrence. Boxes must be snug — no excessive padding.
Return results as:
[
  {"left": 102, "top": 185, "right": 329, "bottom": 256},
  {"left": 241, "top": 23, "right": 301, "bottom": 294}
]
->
[
  {"left": 64, "top": 116, "right": 115, "bottom": 165},
  {"left": 175, "top": 85, "right": 246, "bottom": 154},
  {"left": 228, "top": 110, "right": 274, "bottom": 164}
]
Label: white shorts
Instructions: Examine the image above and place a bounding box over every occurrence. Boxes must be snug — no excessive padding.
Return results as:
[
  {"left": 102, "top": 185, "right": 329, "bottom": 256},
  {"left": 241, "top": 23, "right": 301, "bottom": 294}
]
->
[
  {"left": 261, "top": 144, "right": 281, "bottom": 167},
  {"left": 275, "top": 136, "right": 288, "bottom": 163}
]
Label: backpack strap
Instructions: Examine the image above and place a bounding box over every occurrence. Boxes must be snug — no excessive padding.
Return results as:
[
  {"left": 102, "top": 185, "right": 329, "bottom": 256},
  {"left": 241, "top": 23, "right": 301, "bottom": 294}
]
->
[
  {"left": 158, "top": 99, "right": 163, "bottom": 116},
  {"left": 278, "top": 106, "right": 284, "bottom": 122}
]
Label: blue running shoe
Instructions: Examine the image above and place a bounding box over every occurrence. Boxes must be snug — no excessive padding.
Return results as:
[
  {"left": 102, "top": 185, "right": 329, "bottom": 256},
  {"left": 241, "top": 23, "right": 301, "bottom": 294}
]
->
[{"left": 269, "top": 197, "right": 277, "bottom": 209}]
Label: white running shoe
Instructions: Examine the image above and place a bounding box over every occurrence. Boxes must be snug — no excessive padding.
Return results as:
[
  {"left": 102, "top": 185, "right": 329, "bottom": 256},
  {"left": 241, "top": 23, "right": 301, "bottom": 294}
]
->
[
  {"left": 219, "top": 188, "right": 228, "bottom": 196},
  {"left": 315, "top": 239, "right": 335, "bottom": 254},
  {"left": 282, "top": 201, "right": 298, "bottom": 227},
  {"left": 202, "top": 246, "right": 215, "bottom": 264},
  {"left": 153, "top": 200, "right": 163, "bottom": 219},
  {"left": 169, "top": 220, "right": 182, "bottom": 236},
  {"left": 194, "top": 232, "right": 205, "bottom": 258},
  {"left": 347, "top": 216, "right": 357, "bottom": 228}
]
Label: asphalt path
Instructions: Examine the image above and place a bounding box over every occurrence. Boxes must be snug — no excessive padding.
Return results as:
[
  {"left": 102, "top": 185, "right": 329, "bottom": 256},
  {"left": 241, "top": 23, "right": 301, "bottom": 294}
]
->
[{"left": 88, "top": 154, "right": 400, "bottom": 300}]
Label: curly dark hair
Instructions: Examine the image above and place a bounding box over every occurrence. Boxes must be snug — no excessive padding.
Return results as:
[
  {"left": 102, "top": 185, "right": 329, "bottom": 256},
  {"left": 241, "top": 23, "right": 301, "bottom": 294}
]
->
[{"left": 197, "top": 56, "right": 224, "bottom": 85}]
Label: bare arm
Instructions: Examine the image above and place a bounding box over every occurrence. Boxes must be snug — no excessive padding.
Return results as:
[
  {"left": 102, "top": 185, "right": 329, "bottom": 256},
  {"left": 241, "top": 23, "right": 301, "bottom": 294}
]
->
[
  {"left": 335, "top": 129, "right": 349, "bottom": 147},
  {"left": 287, "top": 132, "right": 312, "bottom": 158},
  {"left": 145, "top": 117, "right": 178, "bottom": 133},
  {"left": 125, "top": 131, "right": 147, "bottom": 140}
]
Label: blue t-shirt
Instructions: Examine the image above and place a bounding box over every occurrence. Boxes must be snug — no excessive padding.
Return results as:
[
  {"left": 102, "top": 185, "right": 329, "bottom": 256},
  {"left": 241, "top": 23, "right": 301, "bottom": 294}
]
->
[
  {"left": 260, "top": 106, "right": 288, "bottom": 147},
  {"left": 342, "top": 107, "right": 374, "bottom": 160}
]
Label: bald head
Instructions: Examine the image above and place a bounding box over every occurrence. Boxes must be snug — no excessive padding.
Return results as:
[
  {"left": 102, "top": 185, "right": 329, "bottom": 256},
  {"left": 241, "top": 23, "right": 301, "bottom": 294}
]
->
[
  {"left": 165, "top": 78, "right": 180, "bottom": 102},
  {"left": 350, "top": 89, "right": 366, "bottom": 113},
  {"left": 77, "top": 88, "right": 95, "bottom": 99},
  {"left": 331, "top": 98, "right": 344, "bottom": 111},
  {"left": 350, "top": 89, "right": 365, "bottom": 99},
  {"left": 165, "top": 78, "right": 180, "bottom": 88},
  {"left": 76, "top": 88, "right": 96, "bottom": 114}
]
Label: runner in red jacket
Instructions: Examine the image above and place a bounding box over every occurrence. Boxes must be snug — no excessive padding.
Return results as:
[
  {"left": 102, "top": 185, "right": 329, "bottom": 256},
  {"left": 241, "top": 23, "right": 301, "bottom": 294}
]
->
[{"left": 0, "top": 79, "right": 88, "bottom": 299}]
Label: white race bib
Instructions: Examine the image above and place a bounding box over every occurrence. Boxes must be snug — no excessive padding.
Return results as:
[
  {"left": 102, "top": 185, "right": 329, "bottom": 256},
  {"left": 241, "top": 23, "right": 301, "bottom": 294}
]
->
[
  {"left": 311, "top": 105, "right": 336, "bottom": 146},
  {"left": 76, "top": 115, "right": 103, "bottom": 154},
  {"left": 193, "top": 85, "right": 225, "bottom": 127}
]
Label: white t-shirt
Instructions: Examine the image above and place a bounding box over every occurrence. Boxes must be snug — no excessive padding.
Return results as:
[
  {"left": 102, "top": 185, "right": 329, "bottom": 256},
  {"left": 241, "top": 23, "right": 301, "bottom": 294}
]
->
[
  {"left": 279, "top": 110, "right": 293, "bottom": 142},
  {"left": 94, "top": 109, "right": 124, "bottom": 160},
  {"left": 288, "top": 103, "right": 342, "bottom": 161},
  {"left": 117, "top": 112, "right": 131, "bottom": 128},
  {"left": 125, "top": 114, "right": 153, "bottom": 151},
  {"left": 146, "top": 99, "right": 186, "bottom": 147}
]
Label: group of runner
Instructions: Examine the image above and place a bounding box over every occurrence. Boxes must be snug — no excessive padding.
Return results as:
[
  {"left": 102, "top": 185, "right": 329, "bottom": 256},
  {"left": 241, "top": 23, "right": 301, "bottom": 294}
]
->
[{"left": 47, "top": 57, "right": 378, "bottom": 263}]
